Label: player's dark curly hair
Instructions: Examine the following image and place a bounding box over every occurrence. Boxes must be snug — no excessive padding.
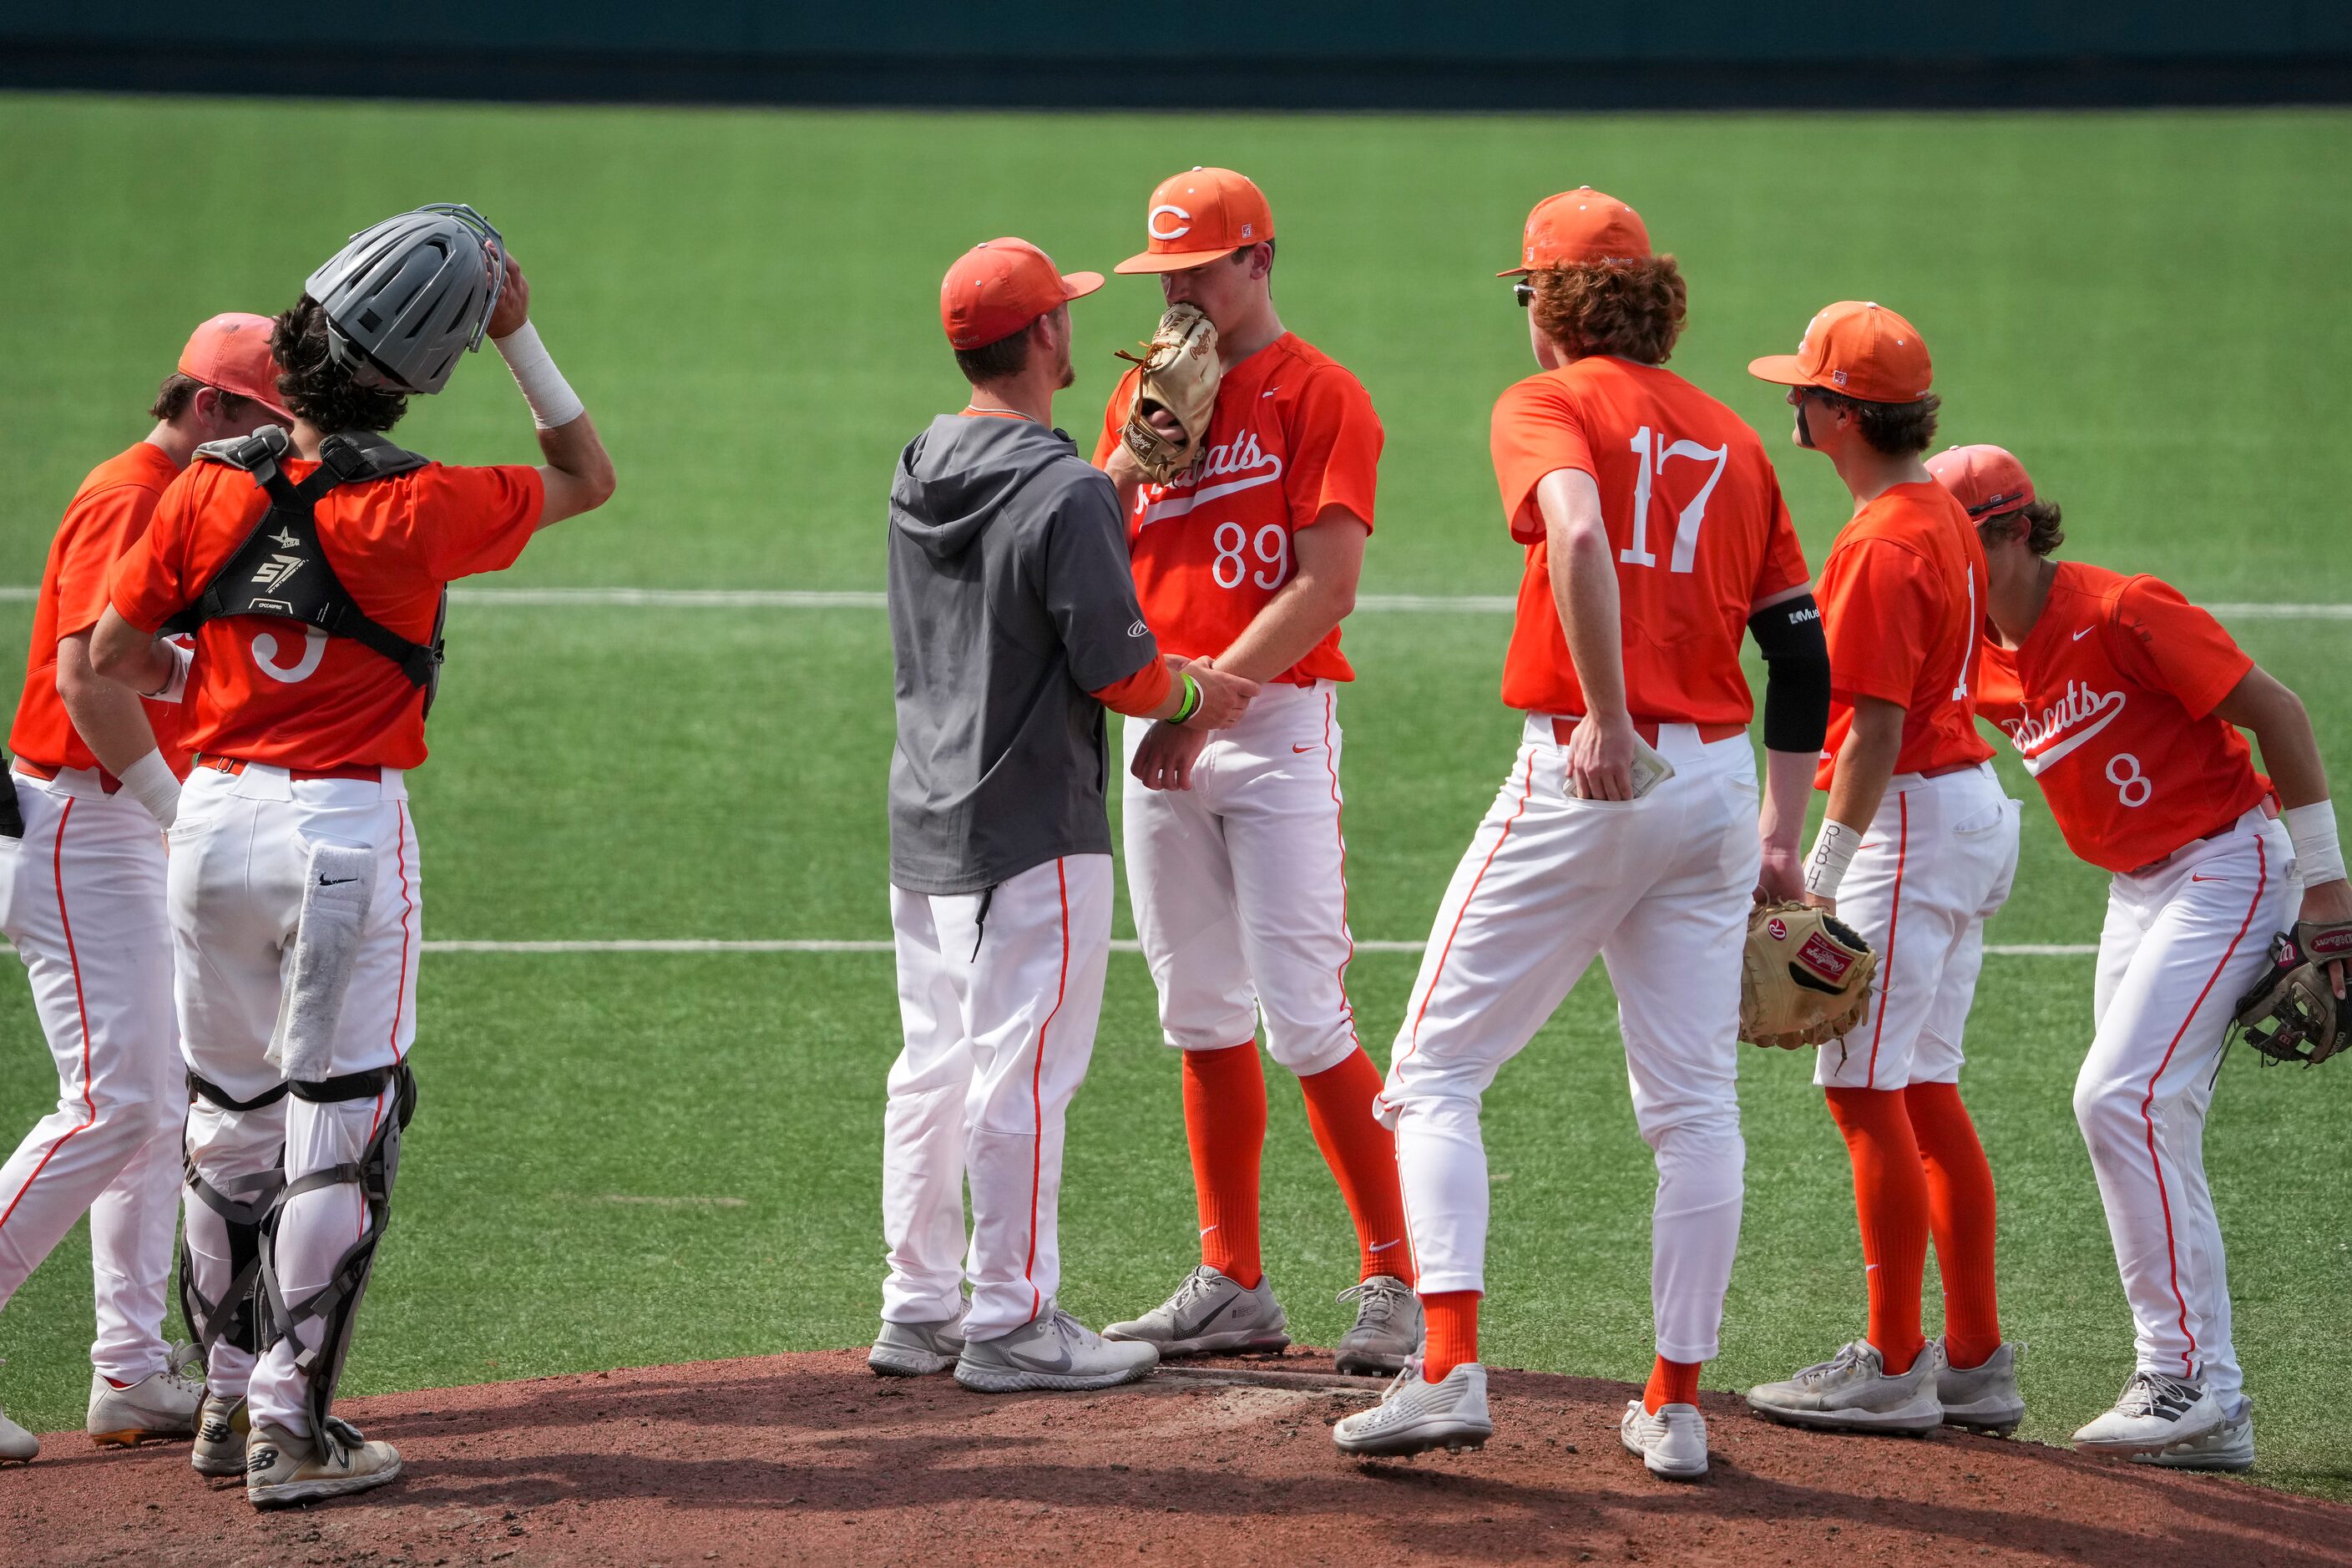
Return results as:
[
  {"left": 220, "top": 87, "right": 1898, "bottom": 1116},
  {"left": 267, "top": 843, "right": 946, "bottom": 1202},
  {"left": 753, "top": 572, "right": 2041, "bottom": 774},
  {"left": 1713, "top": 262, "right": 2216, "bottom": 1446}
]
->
[
  {"left": 149, "top": 372, "right": 255, "bottom": 425},
  {"left": 1982, "top": 497, "right": 2066, "bottom": 557},
  {"left": 271, "top": 296, "right": 409, "bottom": 433},
  {"left": 1809, "top": 387, "right": 1941, "bottom": 458},
  {"left": 1530, "top": 255, "right": 1687, "bottom": 366}
]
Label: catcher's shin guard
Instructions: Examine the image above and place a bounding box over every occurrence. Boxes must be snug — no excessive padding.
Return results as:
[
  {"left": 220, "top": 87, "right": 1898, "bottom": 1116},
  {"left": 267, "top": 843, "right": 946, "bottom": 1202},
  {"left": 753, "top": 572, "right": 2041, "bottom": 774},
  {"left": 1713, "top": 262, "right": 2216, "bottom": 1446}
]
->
[
  {"left": 179, "top": 1072, "right": 290, "bottom": 1362},
  {"left": 258, "top": 1064, "right": 417, "bottom": 1437}
]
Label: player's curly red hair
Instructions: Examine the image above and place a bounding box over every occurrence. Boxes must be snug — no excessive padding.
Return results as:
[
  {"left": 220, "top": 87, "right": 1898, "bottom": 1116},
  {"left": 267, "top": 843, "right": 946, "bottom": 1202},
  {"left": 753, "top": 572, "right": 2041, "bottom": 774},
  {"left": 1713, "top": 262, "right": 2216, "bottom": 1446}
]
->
[{"left": 1530, "top": 255, "right": 1687, "bottom": 366}]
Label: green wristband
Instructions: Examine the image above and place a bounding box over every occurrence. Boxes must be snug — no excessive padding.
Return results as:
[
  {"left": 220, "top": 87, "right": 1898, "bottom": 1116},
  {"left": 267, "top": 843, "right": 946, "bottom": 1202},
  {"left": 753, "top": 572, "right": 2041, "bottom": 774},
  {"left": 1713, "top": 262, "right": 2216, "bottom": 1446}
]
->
[{"left": 1171, "top": 671, "right": 1202, "bottom": 725}]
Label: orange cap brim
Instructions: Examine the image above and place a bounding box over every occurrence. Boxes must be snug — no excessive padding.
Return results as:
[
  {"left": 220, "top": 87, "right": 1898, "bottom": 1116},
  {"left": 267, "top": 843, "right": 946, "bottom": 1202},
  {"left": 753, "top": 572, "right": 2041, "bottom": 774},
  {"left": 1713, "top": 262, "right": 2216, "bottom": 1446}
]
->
[
  {"left": 1113, "top": 246, "right": 1232, "bottom": 276},
  {"left": 1061, "top": 271, "right": 1106, "bottom": 301},
  {"left": 1746, "top": 354, "right": 1825, "bottom": 388}
]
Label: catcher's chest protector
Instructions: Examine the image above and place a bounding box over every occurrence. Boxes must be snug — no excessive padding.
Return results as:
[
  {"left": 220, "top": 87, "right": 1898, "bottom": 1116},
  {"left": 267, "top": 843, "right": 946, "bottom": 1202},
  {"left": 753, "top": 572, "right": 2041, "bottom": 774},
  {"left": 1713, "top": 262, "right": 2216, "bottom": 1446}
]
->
[{"left": 168, "top": 425, "right": 448, "bottom": 711}]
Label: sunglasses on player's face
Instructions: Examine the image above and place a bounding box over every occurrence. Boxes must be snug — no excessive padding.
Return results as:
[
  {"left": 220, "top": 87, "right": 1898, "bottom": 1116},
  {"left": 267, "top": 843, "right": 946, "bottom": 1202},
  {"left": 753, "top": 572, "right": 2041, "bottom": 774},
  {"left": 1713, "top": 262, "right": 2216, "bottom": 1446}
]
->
[{"left": 1512, "top": 281, "right": 1535, "bottom": 308}]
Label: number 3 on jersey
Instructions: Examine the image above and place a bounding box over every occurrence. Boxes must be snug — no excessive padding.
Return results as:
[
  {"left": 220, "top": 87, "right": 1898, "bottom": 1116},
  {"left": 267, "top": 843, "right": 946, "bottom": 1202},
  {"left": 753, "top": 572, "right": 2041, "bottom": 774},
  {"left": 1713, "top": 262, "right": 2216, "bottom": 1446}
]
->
[
  {"left": 1619, "top": 425, "right": 1728, "bottom": 574},
  {"left": 1212, "top": 520, "right": 1290, "bottom": 590}
]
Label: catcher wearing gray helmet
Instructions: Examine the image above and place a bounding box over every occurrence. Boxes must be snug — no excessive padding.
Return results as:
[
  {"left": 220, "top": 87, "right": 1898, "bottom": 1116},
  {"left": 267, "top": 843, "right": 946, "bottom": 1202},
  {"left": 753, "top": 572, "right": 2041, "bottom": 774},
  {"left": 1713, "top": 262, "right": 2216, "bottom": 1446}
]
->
[{"left": 91, "top": 206, "right": 614, "bottom": 1508}]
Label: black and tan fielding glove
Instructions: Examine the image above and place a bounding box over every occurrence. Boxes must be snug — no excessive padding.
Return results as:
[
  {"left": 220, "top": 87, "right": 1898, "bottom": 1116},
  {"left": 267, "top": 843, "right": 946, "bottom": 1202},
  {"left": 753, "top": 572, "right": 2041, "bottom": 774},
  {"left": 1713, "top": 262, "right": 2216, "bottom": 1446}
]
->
[
  {"left": 1741, "top": 901, "right": 1877, "bottom": 1050},
  {"left": 1115, "top": 303, "right": 1220, "bottom": 483},
  {"left": 2231, "top": 920, "right": 2350, "bottom": 1066}
]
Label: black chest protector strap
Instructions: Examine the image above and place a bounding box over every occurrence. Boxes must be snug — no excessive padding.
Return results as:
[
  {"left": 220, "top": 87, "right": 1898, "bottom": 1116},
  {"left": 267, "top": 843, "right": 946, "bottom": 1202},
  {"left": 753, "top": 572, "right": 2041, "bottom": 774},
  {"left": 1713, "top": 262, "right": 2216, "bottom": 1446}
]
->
[{"left": 165, "top": 427, "right": 447, "bottom": 701}]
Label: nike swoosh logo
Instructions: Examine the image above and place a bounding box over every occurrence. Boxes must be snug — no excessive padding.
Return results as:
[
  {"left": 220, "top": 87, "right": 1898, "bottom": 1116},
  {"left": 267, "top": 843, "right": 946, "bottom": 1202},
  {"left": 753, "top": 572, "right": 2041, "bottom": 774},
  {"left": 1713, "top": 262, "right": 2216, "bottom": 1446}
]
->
[
  {"left": 1865, "top": 1263, "right": 1879, "bottom": 1272},
  {"left": 1188, "top": 1294, "right": 1242, "bottom": 1334},
  {"left": 2074, "top": 627, "right": 2095, "bottom": 640},
  {"left": 1369, "top": 1238, "right": 1402, "bottom": 1252},
  {"left": 1858, "top": 842, "right": 1880, "bottom": 851},
  {"left": 2191, "top": 873, "right": 2226, "bottom": 883},
  {"left": 1292, "top": 745, "right": 1314, "bottom": 754},
  {"left": 320, "top": 877, "right": 359, "bottom": 886},
  {"left": 1009, "top": 1345, "right": 1075, "bottom": 1373},
  {"left": 1199, "top": 1225, "right": 1217, "bottom": 1237},
  {"left": 1262, "top": 388, "right": 1279, "bottom": 397}
]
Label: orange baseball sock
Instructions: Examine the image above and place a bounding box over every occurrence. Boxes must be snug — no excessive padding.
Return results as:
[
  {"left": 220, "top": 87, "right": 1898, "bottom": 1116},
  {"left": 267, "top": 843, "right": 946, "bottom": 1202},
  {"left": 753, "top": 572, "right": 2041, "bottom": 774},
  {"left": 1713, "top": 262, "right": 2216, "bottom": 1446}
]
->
[
  {"left": 1905, "top": 1081, "right": 2003, "bottom": 1370},
  {"left": 1182, "top": 1042, "right": 1267, "bottom": 1289},
  {"left": 1643, "top": 1356, "right": 1702, "bottom": 1414},
  {"left": 1422, "top": 1291, "right": 1479, "bottom": 1383},
  {"left": 1298, "top": 1047, "right": 1415, "bottom": 1285},
  {"left": 1823, "top": 1086, "right": 1930, "bottom": 1377}
]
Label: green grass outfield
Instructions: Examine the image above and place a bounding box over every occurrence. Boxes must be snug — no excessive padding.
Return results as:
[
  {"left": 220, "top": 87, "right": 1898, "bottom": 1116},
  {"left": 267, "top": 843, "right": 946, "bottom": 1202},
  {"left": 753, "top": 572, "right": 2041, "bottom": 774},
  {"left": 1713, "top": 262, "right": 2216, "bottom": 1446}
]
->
[{"left": 0, "top": 94, "right": 2348, "bottom": 1500}]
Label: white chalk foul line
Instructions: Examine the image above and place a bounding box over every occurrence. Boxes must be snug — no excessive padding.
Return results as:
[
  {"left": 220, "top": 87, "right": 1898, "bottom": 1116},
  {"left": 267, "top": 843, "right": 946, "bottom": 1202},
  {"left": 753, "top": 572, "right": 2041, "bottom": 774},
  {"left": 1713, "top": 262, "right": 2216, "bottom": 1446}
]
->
[{"left": 421, "top": 938, "right": 2097, "bottom": 956}]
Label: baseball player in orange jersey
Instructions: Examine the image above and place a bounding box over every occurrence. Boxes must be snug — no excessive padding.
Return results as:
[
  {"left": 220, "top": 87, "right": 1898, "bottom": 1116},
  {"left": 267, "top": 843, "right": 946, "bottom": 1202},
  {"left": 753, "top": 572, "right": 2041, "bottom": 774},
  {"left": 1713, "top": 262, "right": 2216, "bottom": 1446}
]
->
[
  {"left": 0, "top": 318, "right": 291, "bottom": 1464},
  {"left": 1948, "top": 445, "right": 2349, "bottom": 1471},
  {"left": 94, "top": 210, "right": 615, "bottom": 1505},
  {"left": 1337, "top": 190, "right": 1832, "bottom": 1475},
  {"left": 1743, "top": 305, "right": 2026, "bottom": 1439},
  {"left": 1090, "top": 168, "right": 1422, "bottom": 1373}
]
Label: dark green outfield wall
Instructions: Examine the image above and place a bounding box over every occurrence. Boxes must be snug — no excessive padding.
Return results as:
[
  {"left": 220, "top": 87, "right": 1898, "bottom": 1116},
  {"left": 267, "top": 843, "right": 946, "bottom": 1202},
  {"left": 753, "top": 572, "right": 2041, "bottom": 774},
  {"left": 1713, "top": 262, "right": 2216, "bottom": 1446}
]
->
[{"left": 2, "top": 2, "right": 2346, "bottom": 108}]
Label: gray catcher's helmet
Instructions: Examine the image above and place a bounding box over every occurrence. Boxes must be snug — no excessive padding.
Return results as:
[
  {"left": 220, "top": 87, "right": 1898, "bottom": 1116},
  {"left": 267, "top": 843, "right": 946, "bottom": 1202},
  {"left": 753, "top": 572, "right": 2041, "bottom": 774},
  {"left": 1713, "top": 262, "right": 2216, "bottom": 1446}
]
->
[{"left": 304, "top": 204, "right": 505, "bottom": 396}]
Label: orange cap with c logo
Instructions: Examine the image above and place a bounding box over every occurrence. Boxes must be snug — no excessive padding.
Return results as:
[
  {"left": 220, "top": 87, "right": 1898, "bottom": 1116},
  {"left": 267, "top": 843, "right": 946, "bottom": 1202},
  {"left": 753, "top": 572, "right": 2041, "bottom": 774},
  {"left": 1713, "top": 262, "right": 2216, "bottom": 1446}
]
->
[{"left": 1115, "top": 168, "right": 1275, "bottom": 276}]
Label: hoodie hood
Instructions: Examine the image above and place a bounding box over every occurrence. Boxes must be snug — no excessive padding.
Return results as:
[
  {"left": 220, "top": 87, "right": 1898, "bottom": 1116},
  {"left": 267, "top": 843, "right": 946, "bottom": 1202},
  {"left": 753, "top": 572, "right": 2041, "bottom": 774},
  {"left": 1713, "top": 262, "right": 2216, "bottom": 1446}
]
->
[{"left": 892, "top": 413, "right": 1077, "bottom": 563}]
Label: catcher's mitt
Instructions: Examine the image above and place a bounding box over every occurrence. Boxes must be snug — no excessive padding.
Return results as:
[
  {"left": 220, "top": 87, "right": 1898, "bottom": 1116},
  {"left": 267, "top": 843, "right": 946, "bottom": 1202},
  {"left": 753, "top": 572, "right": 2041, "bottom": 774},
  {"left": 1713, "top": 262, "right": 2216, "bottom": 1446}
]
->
[
  {"left": 1115, "top": 304, "right": 1219, "bottom": 483},
  {"left": 2230, "top": 920, "right": 2350, "bottom": 1066},
  {"left": 1741, "top": 902, "right": 1877, "bottom": 1050}
]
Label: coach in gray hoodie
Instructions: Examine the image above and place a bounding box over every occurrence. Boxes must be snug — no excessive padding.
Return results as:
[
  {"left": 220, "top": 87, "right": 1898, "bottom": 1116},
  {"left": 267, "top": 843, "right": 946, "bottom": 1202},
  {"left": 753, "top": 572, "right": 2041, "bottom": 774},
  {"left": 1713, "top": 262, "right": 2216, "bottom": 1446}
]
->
[{"left": 871, "top": 239, "right": 1255, "bottom": 1395}]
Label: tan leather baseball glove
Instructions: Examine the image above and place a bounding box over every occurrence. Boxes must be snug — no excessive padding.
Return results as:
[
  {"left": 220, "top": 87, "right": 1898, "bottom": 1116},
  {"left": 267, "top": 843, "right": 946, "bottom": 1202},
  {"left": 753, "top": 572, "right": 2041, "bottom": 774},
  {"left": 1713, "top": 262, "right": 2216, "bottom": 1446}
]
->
[
  {"left": 1741, "top": 901, "right": 1877, "bottom": 1050},
  {"left": 1115, "top": 303, "right": 1219, "bottom": 483}
]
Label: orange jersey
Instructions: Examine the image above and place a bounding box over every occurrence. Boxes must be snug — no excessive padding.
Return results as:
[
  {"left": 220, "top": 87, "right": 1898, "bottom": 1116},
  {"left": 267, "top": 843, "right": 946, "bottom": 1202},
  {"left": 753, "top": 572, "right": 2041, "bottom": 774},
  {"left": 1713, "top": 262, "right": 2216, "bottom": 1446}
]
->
[
  {"left": 1093, "top": 332, "right": 1380, "bottom": 685},
  {"left": 1487, "top": 357, "right": 1808, "bottom": 722},
  {"left": 10, "top": 442, "right": 192, "bottom": 778},
  {"left": 1815, "top": 481, "right": 1995, "bottom": 788},
  {"left": 109, "top": 455, "right": 544, "bottom": 771},
  {"left": 1977, "top": 563, "right": 2267, "bottom": 873}
]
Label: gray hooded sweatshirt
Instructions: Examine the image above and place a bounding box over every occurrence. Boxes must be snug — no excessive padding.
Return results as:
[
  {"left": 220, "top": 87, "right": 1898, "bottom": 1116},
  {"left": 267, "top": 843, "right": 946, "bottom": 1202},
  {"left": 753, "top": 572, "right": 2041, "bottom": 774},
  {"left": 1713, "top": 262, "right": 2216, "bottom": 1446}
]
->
[{"left": 887, "top": 414, "right": 1160, "bottom": 896}]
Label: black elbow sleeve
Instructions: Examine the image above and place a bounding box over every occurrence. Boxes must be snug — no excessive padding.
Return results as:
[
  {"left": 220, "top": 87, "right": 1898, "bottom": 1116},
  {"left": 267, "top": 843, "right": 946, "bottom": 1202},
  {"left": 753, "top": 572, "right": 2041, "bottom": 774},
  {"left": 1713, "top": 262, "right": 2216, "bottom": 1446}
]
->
[{"left": 1750, "top": 594, "right": 1831, "bottom": 754}]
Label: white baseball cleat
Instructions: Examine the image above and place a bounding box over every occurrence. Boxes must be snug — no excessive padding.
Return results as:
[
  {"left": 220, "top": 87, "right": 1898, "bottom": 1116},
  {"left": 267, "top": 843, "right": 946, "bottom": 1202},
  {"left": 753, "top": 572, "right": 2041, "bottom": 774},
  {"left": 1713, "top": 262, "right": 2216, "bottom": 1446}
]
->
[
  {"left": 2132, "top": 1398, "right": 2253, "bottom": 1472},
  {"left": 0, "top": 1404, "right": 37, "bottom": 1464},
  {"left": 191, "top": 1392, "right": 250, "bottom": 1477},
  {"left": 954, "top": 1305, "right": 1158, "bottom": 1393},
  {"left": 2072, "top": 1370, "right": 2228, "bottom": 1456},
  {"left": 1332, "top": 1363, "right": 1492, "bottom": 1458},
  {"left": 1104, "top": 1265, "right": 1290, "bottom": 1358},
  {"left": 1936, "top": 1339, "right": 2026, "bottom": 1435},
  {"left": 1621, "top": 1399, "right": 1709, "bottom": 1479},
  {"left": 1333, "top": 1276, "right": 1424, "bottom": 1377},
  {"left": 1747, "top": 1339, "right": 1946, "bottom": 1434},
  {"left": 86, "top": 1348, "right": 205, "bottom": 1447},
  {"left": 245, "top": 1417, "right": 403, "bottom": 1508},
  {"left": 868, "top": 1308, "right": 968, "bottom": 1377}
]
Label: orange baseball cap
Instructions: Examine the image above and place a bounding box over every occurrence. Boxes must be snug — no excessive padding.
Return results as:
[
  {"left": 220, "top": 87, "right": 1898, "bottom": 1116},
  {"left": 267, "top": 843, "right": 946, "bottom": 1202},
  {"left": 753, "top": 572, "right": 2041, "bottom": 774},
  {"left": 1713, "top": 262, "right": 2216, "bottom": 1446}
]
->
[
  {"left": 1929, "top": 444, "right": 2037, "bottom": 518},
  {"left": 1115, "top": 168, "right": 1275, "bottom": 275},
  {"left": 179, "top": 312, "right": 294, "bottom": 422},
  {"left": 939, "top": 239, "right": 1103, "bottom": 351},
  {"left": 1748, "top": 301, "right": 1932, "bottom": 403},
  {"left": 1499, "top": 187, "right": 1650, "bottom": 276}
]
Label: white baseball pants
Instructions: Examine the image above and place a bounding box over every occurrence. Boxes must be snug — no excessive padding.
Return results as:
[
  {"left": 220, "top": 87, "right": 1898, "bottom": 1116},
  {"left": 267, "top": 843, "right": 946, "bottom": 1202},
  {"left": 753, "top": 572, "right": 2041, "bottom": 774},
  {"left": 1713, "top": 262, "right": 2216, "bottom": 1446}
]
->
[
  {"left": 1121, "top": 681, "right": 1358, "bottom": 1075},
  {"left": 1380, "top": 719, "right": 1758, "bottom": 1363},
  {"left": 169, "top": 762, "right": 420, "bottom": 1435},
  {"left": 1815, "top": 763, "right": 2021, "bottom": 1090},
  {"left": 882, "top": 855, "right": 1112, "bottom": 1342},
  {"left": 0, "top": 770, "right": 183, "bottom": 1383},
  {"left": 2079, "top": 811, "right": 2291, "bottom": 1407}
]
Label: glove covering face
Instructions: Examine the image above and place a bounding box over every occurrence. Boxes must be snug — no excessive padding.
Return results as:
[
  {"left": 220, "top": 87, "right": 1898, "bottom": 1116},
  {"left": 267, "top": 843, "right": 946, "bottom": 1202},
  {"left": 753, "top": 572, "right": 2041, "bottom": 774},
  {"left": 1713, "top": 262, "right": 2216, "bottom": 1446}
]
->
[{"left": 1117, "top": 304, "right": 1221, "bottom": 483}]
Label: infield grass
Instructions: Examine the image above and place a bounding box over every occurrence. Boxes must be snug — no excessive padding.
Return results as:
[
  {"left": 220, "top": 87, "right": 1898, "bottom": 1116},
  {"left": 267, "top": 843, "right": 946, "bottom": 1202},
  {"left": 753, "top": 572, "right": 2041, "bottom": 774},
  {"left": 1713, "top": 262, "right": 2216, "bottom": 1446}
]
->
[{"left": 0, "top": 94, "right": 2347, "bottom": 1501}]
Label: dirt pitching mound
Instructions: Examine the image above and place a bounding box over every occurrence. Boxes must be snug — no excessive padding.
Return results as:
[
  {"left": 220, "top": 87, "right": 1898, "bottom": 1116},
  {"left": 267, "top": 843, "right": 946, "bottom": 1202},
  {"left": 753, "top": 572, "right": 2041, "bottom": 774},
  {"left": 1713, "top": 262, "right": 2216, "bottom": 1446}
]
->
[{"left": 6, "top": 1348, "right": 2347, "bottom": 1566}]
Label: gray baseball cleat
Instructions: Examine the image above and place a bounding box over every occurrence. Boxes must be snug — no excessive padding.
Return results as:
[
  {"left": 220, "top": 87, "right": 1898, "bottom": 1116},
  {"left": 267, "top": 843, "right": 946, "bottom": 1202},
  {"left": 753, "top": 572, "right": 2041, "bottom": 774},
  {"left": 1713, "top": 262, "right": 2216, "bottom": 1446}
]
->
[
  {"left": 1104, "top": 1265, "right": 1290, "bottom": 1358},
  {"left": 245, "top": 1417, "right": 403, "bottom": 1508},
  {"left": 1936, "top": 1339, "right": 2026, "bottom": 1435},
  {"left": 86, "top": 1347, "right": 205, "bottom": 1446},
  {"left": 190, "top": 1392, "right": 250, "bottom": 1477},
  {"left": 1333, "top": 1363, "right": 1492, "bottom": 1458},
  {"left": 1747, "top": 1339, "right": 1946, "bottom": 1434},
  {"left": 0, "top": 1404, "right": 36, "bottom": 1464},
  {"left": 868, "top": 1308, "right": 968, "bottom": 1377},
  {"left": 2132, "top": 1397, "right": 2253, "bottom": 1472},
  {"left": 1621, "top": 1399, "right": 1710, "bottom": 1479},
  {"left": 1334, "top": 1276, "right": 1424, "bottom": 1376},
  {"left": 954, "top": 1305, "right": 1159, "bottom": 1393},
  {"left": 2072, "top": 1370, "right": 2228, "bottom": 1456}
]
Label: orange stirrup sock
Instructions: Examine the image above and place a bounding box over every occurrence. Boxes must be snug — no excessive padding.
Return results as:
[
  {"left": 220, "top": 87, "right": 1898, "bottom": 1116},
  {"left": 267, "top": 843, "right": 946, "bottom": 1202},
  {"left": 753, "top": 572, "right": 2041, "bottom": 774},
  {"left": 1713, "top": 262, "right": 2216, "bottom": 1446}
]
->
[
  {"left": 1905, "top": 1081, "right": 2003, "bottom": 1370},
  {"left": 1421, "top": 1291, "right": 1479, "bottom": 1383},
  {"left": 1182, "top": 1042, "right": 1267, "bottom": 1289},
  {"left": 1298, "top": 1047, "right": 1415, "bottom": 1285},
  {"left": 1644, "top": 1357, "right": 1702, "bottom": 1414},
  {"left": 1823, "top": 1086, "right": 1930, "bottom": 1377}
]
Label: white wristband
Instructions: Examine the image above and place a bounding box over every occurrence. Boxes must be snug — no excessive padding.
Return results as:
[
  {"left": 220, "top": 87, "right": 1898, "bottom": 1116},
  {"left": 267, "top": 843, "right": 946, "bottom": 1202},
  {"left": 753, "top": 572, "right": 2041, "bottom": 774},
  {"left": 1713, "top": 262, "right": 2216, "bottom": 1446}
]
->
[
  {"left": 1803, "top": 819, "right": 1865, "bottom": 901},
  {"left": 117, "top": 750, "right": 180, "bottom": 831},
  {"left": 492, "top": 321, "right": 585, "bottom": 430},
  {"left": 2284, "top": 799, "right": 2346, "bottom": 887},
  {"left": 144, "top": 638, "right": 193, "bottom": 705}
]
